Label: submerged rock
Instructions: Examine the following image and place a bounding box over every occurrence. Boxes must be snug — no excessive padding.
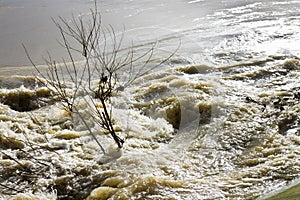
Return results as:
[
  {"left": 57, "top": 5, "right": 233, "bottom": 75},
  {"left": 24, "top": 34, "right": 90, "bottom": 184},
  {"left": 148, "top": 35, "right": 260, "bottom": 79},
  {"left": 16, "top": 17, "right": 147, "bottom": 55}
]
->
[{"left": 0, "top": 85, "right": 52, "bottom": 112}]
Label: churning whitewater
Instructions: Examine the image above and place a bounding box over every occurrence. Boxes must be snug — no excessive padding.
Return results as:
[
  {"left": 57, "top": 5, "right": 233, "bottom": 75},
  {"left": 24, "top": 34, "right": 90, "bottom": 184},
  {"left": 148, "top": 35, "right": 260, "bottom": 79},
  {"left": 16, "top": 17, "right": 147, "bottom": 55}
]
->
[
  {"left": 1, "top": 0, "right": 300, "bottom": 199},
  {"left": 1, "top": 57, "right": 300, "bottom": 199}
]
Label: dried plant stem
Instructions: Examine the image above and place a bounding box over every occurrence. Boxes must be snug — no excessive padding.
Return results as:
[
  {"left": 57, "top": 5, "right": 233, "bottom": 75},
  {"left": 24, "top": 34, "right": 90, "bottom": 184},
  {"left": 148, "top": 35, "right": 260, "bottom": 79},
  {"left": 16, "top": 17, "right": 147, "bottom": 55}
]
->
[{"left": 23, "top": 0, "right": 177, "bottom": 152}]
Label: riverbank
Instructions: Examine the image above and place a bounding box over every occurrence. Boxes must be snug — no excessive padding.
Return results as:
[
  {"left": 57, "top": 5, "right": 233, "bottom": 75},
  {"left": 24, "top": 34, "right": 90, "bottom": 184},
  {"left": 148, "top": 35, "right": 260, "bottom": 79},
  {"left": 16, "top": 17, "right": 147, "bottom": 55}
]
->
[{"left": 262, "top": 181, "right": 300, "bottom": 200}]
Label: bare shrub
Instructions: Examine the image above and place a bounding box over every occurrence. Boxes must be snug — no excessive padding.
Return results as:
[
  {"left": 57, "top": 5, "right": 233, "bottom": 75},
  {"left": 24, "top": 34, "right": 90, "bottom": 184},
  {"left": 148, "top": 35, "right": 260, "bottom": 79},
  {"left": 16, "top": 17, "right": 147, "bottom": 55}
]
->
[{"left": 23, "top": 0, "right": 177, "bottom": 153}]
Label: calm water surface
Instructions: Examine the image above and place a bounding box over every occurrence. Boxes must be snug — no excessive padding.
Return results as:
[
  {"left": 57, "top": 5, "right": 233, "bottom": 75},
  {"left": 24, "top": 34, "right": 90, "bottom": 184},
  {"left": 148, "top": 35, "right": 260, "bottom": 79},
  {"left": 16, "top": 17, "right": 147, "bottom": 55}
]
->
[{"left": 1, "top": 0, "right": 299, "bottom": 67}]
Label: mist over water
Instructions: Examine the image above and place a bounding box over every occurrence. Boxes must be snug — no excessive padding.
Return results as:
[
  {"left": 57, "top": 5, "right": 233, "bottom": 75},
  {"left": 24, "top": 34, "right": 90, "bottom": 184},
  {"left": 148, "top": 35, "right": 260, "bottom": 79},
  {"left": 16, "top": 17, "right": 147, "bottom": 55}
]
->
[{"left": 1, "top": 0, "right": 300, "bottom": 199}]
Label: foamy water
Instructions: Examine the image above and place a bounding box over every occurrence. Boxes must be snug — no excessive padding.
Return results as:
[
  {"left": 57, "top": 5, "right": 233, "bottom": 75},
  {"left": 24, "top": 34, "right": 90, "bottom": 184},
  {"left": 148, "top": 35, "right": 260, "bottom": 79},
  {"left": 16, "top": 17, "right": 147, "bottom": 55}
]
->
[{"left": 1, "top": 0, "right": 300, "bottom": 199}]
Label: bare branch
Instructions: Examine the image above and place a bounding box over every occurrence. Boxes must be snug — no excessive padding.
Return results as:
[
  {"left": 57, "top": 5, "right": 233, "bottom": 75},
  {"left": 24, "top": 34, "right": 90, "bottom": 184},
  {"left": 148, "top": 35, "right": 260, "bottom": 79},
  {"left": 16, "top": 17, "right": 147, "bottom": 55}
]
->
[{"left": 24, "top": 0, "right": 176, "bottom": 151}]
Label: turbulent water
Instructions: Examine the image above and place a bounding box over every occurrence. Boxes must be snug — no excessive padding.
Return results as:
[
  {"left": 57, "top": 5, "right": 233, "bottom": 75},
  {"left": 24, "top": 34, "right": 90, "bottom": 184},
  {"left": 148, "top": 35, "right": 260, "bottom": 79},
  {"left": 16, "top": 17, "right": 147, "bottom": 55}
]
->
[{"left": 1, "top": 0, "right": 300, "bottom": 200}]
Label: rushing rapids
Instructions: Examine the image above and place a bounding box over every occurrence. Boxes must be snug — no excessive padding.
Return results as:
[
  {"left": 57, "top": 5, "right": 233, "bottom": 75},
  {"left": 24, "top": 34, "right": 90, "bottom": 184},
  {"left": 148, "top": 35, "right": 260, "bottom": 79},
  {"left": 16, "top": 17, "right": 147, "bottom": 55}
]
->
[
  {"left": 1, "top": 0, "right": 300, "bottom": 199},
  {"left": 1, "top": 57, "right": 300, "bottom": 199}
]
